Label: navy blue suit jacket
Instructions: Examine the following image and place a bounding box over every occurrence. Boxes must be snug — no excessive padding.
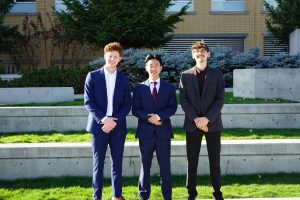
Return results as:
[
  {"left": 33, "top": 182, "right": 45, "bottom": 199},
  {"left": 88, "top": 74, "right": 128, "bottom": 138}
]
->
[
  {"left": 84, "top": 67, "right": 131, "bottom": 135},
  {"left": 132, "top": 79, "right": 177, "bottom": 139}
]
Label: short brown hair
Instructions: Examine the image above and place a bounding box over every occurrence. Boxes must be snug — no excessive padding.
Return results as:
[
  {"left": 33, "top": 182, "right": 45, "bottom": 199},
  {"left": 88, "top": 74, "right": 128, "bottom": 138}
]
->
[
  {"left": 104, "top": 42, "right": 123, "bottom": 56},
  {"left": 191, "top": 41, "right": 209, "bottom": 52}
]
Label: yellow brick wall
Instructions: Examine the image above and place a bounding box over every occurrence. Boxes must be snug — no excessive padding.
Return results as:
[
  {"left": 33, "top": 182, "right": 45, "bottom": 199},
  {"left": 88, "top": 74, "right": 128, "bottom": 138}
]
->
[
  {"left": 173, "top": 0, "right": 269, "bottom": 53},
  {"left": 1, "top": 0, "right": 102, "bottom": 70},
  {"left": 1, "top": 0, "right": 270, "bottom": 69}
]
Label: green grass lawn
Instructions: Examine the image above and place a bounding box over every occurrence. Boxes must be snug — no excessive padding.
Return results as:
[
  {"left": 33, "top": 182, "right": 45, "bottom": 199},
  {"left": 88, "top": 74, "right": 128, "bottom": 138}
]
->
[
  {"left": 0, "top": 173, "right": 299, "bottom": 199},
  {"left": 0, "top": 92, "right": 297, "bottom": 107},
  {"left": 1, "top": 128, "right": 300, "bottom": 143}
]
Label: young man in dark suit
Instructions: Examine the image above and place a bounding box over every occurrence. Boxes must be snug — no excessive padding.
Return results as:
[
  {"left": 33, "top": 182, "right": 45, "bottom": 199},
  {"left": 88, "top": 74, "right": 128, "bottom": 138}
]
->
[
  {"left": 132, "top": 54, "right": 177, "bottom": 200},
  {"left": 179, "top": 42, "right": 225, "bottom": 200},
  {"left": 84, "top": 42, "right": 131, "bottom": 200}
]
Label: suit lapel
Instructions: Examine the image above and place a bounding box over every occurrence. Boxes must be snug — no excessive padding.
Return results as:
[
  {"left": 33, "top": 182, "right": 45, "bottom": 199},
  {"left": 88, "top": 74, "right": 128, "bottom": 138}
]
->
[
  {"left": 157, "top": 80, "right": 166, "bottom": 103},
  {"left": 191, "top": 66, "right": 201, "bottom": 98},
  {"left": 112, "top": 70, "right": 121, "bottom": 111},
  {"left": 143, "top": 79, "right": 153, "bottom": 100},
  {"left": 202, "top": 67, "right": 212, "bottom": 97},
  {"left": 99, "top": 67, "right": 108, "bottom": 100}
]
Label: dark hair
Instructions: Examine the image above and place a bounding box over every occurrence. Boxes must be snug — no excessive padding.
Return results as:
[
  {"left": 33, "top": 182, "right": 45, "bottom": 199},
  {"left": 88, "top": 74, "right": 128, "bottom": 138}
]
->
[
  {"left": 191, "top": 41, "right": 210, "bottom": 52},
  {"left": 144, "top": 54, "right": 163, "bottom": 66}
]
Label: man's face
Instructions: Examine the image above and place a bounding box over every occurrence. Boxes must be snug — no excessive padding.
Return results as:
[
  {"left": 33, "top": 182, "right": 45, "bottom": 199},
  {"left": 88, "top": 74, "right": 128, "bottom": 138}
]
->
[
  {"left": 104, "top": 51, "right": 121, "bottom": 69},
  {"left": 145, "top": 59, "right": 162, "bottom": 80},
  {"left": 192, "top": 48, "right": 210, "bottom": 63}
]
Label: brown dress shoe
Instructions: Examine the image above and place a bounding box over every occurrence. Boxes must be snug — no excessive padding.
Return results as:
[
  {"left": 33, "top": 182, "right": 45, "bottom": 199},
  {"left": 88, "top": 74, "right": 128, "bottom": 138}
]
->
[{"left": 112, "top": 196, "right": 125, "bottom": 200}]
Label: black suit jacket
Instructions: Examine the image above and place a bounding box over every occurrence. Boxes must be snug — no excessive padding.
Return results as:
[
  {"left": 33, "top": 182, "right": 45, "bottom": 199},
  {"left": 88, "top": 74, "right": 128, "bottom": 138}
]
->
[{"left": 179, "top": 66, "right": 224, "bottom": 132}]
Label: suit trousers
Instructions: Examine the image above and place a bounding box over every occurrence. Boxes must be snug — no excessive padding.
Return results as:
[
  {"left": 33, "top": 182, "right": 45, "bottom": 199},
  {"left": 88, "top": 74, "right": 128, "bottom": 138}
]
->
[
  {"left": 91, "top": 130, "right": 126, "bottom": 200},
  {"left": 186, "top": 129, "right": 222, "bottom": 198},
  {"left": 138, "top": 132, "right": 172, "bottom": 200}
]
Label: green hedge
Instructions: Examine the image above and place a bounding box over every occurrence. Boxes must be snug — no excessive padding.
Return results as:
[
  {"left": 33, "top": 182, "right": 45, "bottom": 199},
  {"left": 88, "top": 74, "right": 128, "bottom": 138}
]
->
[{"left": 0, "top": 66, "right": 91, "bottom": 94}]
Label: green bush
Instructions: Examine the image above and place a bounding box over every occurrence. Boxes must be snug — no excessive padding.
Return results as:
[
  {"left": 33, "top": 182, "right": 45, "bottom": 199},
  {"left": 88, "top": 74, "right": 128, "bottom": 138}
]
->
[
  {"left": 90, "top": 47, "right": 300, "bottom": 88},
  {"left": 0, "top": 66, "right": 91, "bottom": 94}
]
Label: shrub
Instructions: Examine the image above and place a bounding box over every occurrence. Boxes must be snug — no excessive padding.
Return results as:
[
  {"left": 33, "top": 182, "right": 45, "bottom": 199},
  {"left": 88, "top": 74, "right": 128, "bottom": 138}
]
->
[
  {"left": 0, "top": 66, "right": 91, "bottom": 94},
  {"left": 89, "top": 48, "right": 194, "bottom": 88},
  {"left": 90, "top": 47, "right": 300, "bottom": 88}
]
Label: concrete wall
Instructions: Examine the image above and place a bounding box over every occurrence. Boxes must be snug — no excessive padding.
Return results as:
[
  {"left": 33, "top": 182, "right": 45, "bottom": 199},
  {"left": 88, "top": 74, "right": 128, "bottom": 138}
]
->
[
  {"left": 0, "top": 87, "right": 74, "bottom": 104},
  {"left": 233, "top": 69, "right": 300, "bottom": 101},
  {"left": 290, "top": 29, "right": 300, "bottom": 55},
  {"left": 0, "top": 104, "right": 300, "bottom": 132},
  {"left": 0, "top": 139, "right": 299, "bottom": 180}
]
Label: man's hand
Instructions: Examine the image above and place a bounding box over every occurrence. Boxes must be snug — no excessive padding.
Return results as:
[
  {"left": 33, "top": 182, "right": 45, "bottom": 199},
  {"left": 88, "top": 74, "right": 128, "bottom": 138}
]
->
[
  {"left": 101, "top": 117, "right": 118, "bottom": 133},
  {"left": 148, "top": 114, "right": 162, "bottom": 126},
  {"left": 194, "top": 117, "right": 209, "bottom": 131},
  {"left": 200, "top": 125, "right": 208, "bottom": 132}
]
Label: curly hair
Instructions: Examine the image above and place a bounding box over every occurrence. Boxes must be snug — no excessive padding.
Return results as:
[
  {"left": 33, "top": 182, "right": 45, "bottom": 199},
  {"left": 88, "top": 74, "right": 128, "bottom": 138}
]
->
[{"left": 104, "top": 42, "right": 123, "bottom": 56}]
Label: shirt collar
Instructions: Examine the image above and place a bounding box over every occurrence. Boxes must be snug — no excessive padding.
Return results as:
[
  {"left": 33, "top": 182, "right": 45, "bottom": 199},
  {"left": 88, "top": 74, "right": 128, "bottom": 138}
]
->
[
  {"left": 104, "top": 67, "right": 117, "bottom": 76},
  {"left": 196, "top": 65, "right": 209, "bottom": 74},
  {"left": 149, "top": 78, "right": 160, "bottom": 85}
]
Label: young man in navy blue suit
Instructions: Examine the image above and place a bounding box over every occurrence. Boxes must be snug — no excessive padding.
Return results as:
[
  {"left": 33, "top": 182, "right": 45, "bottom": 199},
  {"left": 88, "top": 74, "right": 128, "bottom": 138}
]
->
[
  {"left": 132, "top": 55, "right": 177, "bottom": 200},
  {"left": 84, "top": 42, "right": 131, "bottom": 200}
]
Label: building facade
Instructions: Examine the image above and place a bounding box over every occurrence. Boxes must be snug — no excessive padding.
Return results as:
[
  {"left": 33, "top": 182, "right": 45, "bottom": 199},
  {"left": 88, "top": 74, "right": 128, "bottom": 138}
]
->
[
  {"left": 163, "top": 0, "right": 286, "bottom": 55},
  {"left": 1, "top": 0, "right": 286, "bottom": 72}
]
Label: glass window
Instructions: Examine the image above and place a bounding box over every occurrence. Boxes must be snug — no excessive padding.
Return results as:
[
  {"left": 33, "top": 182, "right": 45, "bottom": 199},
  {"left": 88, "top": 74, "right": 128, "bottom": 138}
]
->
[
  {"left": 10, "top": 0, "right": 36, "bottom": 13},
  {"left": 167, "top": 0, "right": 194, "bottom": 13},
  {"left": 211, "top": 0, "right": 245, "bottom": 12},
  {"left": 264, "top": 0, "right": 278, "bottom": 11},
  {"left": 55, "top": 0, "right": 67, "bottom": 12},
  {"left": 55, "top": 0, "right": 85, "bottom": 12}
]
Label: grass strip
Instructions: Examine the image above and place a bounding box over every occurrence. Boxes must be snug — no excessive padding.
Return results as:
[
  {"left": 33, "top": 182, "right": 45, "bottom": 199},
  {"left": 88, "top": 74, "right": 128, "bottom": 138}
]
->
[
  {"left": 1, "top": 128, "right": 300, "bottom": 143},
  {"left": 0, "top": 173, "right": 299, "bottom": 199},
  {"left": 0, "top": 93, "right": 297, "bottom": 107}
]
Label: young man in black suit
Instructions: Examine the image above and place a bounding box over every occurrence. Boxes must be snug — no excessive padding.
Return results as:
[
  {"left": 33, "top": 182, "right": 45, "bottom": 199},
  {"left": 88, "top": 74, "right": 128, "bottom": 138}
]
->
[{"left": 179, "top": 42, "right": 225, "bottom": 200}]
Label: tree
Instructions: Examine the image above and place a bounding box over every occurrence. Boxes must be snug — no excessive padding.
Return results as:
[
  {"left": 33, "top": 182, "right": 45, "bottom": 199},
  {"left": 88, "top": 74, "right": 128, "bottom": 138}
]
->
[
  {"left": 0, "top": 0, "right": 18, "bottom": 54},
  {"left": 55, "top": 0, "right": 189, "bottom": 48},
  {"left": 265, "top": 0, "right": 300, "bottom": 45}
]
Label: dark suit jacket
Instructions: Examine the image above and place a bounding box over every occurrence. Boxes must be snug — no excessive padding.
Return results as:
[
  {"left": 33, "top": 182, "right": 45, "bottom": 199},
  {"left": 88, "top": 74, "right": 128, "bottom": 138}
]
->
[
  {"left": 132, "top": 79, "right": 177, "bottom": 139},
  {"left": 84, "top": 67, "right": 131, "bottom": 135},
  {"left": 179, "top": 66, "right": 224, "bottom": 132}
]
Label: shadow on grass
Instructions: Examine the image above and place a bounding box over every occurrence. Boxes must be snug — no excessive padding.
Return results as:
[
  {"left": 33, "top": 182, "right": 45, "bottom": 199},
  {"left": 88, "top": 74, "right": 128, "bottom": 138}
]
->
[{"left": 0, "top": 173, "right": 299, "bottom": 189}]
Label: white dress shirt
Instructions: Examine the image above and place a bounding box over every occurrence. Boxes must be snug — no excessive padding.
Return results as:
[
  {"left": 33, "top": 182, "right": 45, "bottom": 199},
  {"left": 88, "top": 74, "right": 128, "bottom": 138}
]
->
[
  {"left": 149, "top": 78, "right": 160, "bottom": 94},
  {"left": 103, "top": 67, "right": 117, "bottom": 120}
]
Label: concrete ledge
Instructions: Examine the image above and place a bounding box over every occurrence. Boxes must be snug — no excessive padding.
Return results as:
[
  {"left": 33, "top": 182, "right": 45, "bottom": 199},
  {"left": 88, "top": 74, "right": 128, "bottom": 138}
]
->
[
  {"left": 0, "top": 74, "right": 22, "bottom": 81},
  {"left": 0, "top": 87, "right": 74, "bottom": 104},
  {"left": 0, "top": 139, "right": 299, "bottom": 180},
  {"left": 0, "top": 104, "right": 299, "bottom": 132}
]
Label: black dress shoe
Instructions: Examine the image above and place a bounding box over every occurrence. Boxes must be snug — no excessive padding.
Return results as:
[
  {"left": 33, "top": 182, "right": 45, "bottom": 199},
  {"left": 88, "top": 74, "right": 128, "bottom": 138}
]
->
[
  {"left": 188, "top": 196, "right": 195, "bottom": 200},
  {"left": 213, "top": 196, "right": 224, "bottom": 200}
]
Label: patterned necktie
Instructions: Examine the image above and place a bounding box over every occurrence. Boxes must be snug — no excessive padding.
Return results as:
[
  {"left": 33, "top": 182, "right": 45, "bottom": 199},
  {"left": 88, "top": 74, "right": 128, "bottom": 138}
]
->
[{"left": 152, "top": 82, "right": 158, "bottom": 102}]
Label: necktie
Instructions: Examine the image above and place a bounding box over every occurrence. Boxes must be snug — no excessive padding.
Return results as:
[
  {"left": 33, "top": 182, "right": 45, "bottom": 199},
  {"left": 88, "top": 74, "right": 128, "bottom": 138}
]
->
[{"left": 152, "top": 82, "right": 158, "bottom": 102}]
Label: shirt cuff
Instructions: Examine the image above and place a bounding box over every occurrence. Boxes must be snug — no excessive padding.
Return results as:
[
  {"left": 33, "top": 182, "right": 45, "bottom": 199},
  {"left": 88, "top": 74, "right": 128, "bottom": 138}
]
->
[
  {"left": 100, "top": 116, "right": 107, "bottom": 123},
  {"left": 156, "top": 114, "right": 161, "bottom": 121}
]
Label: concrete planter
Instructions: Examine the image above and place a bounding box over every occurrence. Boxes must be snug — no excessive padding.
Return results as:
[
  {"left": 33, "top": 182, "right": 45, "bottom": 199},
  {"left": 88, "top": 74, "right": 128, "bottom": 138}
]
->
[
  {"left": 233, "top": 69, "right": 300, "bottom": 101},
  {"left": 0, "top": 87, "right": 74, "bottom": 104}
]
